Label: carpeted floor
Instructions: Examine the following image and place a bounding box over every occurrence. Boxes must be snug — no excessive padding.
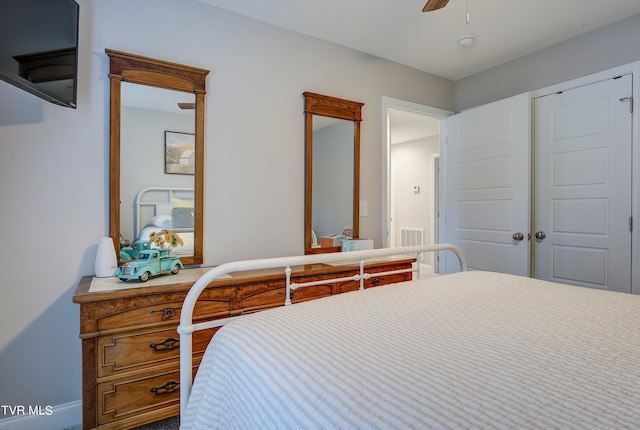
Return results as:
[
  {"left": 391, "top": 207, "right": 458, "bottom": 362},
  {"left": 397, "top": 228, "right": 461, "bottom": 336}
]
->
[{"left": 131, "top": 416, "right": 179, "bottom": 430}]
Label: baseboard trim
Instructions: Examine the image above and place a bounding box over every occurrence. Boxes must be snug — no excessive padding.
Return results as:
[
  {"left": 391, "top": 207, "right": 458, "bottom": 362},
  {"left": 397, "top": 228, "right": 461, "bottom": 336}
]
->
[{"left": 0, "top": 401, "right": 81, "bottom": 430}]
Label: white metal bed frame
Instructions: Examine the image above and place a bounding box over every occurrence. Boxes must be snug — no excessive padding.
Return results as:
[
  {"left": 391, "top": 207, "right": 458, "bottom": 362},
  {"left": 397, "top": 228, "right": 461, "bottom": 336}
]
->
[
  {"left": 133, "top": 187, "right": 194, "bottom": 242},
  {"left": 177, "top": 244, "right": 467, "bottom": 419}
]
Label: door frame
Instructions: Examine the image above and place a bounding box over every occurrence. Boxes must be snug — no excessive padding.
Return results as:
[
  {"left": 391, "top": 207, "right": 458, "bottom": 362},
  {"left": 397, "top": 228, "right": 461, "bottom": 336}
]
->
[
  {"left": 431, "top": 153, "right": 440, "bottom": 272},
  {"left": 530, "top": 61, "right": 640, "bottom": 294},
  {"left": 381, "top": 96, "right": 452, "bottom": 254}
]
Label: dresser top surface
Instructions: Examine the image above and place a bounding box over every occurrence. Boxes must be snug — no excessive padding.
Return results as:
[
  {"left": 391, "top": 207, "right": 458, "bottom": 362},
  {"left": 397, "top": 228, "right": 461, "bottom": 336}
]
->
[{"left": 73, "top": 256, "right": 415, "bottom": 303}]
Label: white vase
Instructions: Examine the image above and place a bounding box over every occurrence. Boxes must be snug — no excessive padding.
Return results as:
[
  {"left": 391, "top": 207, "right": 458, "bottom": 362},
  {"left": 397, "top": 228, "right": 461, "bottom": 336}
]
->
[{"left": 95, "top": 236, "right": 118, "bottom": 278}]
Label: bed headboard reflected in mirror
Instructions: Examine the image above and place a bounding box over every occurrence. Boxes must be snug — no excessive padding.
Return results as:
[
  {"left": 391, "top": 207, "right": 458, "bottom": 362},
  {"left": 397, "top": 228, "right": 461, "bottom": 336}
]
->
[
  {"left": 107, "top": 49, "right": 209, "bottom": 265},
  {"left": 304, "top": 92, "right": 363, "bottom": 254}
]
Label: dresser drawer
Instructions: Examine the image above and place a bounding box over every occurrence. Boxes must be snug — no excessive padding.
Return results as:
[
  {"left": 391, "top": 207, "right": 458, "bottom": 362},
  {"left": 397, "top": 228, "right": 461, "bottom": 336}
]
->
[
  {"left": 337, "top": 271, "right": 412, "bottom": 293},
  {"left": 365, "top": 272, "right": 412, "bottom": 288},
  {"left": 97, "top": 297, "right": 232, "bottom": 331},
  {"left": 337, "top": 279, "right": 361, "bottom": 294},
  {"left": 238, "top": 282, "right": 332, "bottom": 311},
  {"left": 97, "top": 363, "right": 197, "bottom": 426},
  {"left": 97, "top": 326, "right": 217, "bottom": 378}
]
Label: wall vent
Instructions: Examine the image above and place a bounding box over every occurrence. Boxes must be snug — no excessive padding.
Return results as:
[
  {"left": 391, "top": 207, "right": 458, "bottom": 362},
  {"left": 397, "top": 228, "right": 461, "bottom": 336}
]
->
[{"left": 400, "top": 227, "right": 424, "bottom": 247}]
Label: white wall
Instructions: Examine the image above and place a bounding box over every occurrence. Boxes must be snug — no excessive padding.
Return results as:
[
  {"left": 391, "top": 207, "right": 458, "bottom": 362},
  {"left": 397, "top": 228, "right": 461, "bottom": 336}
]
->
[
  {"left": 0, "top": 0, "right": 453, "bottom": 425},
  {"left": 390, "top": 136, "right": 439, "bottom": 246},
  {"left": 455, "top": 13, "right": 640, "bottom": 111}
]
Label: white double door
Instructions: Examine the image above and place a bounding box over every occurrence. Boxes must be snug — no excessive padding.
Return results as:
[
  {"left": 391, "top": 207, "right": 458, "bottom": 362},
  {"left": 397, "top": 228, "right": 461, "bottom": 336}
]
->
[{"left": 444, "top": 75, "right": 633, "bottom": 293}]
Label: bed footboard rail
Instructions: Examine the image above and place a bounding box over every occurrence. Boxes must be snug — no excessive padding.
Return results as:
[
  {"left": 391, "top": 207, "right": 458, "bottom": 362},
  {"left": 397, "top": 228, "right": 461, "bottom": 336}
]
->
[{"left": 177, "top": 244, "right": 466, "bottom": 420}]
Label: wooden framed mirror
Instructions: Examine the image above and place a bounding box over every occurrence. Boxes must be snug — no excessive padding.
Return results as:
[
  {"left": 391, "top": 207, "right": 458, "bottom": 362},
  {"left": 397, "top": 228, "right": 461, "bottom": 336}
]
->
[
  {"left": 107, "top": 49, "right": 209, "bottom": 265},
  {"left": 304, "top": 92, "right": 363, "bottom": 254}
]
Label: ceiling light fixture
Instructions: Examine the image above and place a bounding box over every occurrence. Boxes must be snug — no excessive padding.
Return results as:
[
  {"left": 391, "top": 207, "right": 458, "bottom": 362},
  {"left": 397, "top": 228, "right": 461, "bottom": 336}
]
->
[{"left": 457, "top": 35, "right": 476, "bottom": 49}]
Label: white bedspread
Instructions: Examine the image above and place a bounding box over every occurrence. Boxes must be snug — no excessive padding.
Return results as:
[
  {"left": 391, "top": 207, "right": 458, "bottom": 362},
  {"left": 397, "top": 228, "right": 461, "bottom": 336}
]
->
[{"left": 181, "top": 271, "right": 640, "bottom": 429}]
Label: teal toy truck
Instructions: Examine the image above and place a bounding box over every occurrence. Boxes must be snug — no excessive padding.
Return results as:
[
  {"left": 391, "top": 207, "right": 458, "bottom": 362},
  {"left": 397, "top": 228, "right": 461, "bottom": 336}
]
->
[{"left": 114, "top": 248, "right": 183, "bottom": 282}]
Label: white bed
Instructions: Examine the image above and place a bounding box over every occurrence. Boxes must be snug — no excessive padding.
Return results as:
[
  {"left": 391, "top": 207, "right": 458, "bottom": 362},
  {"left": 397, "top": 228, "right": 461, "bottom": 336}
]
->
[
  {"left": 130, "top": 187, "right": 195, "bottom": 257},
  {"left": 177, "top": 245, "right": 640, "bottom": 429}
]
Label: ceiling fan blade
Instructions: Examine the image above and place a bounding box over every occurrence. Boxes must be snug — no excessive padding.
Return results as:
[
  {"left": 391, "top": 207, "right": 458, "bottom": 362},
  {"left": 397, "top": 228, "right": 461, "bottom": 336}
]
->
[{"left": 422, "top": 0, "right": 450, "bottom": 12}]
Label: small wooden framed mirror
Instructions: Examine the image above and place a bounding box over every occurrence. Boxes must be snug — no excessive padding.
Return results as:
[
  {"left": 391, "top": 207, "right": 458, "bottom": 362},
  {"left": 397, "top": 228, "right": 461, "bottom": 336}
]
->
[
  {"left": 107, "top": 49, "right": 209, "bottom": 265},
  {"left": 304, "top": 92, "right": 364, "bottom": 254}
]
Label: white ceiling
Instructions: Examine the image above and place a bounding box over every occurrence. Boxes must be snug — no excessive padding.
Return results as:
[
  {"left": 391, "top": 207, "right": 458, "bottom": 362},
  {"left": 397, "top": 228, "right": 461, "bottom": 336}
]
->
[
  {"left": 121, "top": 82, "right": 195, "bottom": 115},
  {"left": 389, "top": 108, "right": 440, "bottom": 144},
  {"left": 196, "top": 0, "right": 640, "bottom": 81}
]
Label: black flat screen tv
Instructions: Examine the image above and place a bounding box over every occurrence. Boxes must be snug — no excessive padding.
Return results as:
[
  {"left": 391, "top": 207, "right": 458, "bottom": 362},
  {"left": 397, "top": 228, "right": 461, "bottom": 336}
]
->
[{"left": 0, "top": 0, "right": 79, "bottom": 108}]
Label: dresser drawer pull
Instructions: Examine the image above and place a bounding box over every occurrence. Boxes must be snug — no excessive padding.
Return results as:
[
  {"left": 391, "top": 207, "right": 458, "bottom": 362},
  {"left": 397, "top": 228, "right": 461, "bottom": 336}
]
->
[
  {"left": 278, "top": 291, "right": 295, "bottom": 299},
  {"left": 372, "top": 277, "right": 384, "bottom": 285},
  {"left": 149, "top": 337, "right": 180, "bottom": 351},
  {"left": 149, "top": 307, "right": 179, "bottom": 319},
  {"left": 150, "top": 380, "right": 179, "bottom": 396}
]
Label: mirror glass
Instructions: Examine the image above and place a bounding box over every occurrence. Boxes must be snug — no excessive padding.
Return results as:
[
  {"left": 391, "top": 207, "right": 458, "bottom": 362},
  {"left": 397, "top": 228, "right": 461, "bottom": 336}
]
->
[
  {"left": 107, "top": 49, "right": 208, "bottom": 266},
  {"left": 119, "top": 83, "right": 196, "bottom": 259},
  {"left": 304, "top": 92, "right": 363, "bottom": 254},
  {"left": 311, "top": 116, "right": 354, "bottom": 243}
]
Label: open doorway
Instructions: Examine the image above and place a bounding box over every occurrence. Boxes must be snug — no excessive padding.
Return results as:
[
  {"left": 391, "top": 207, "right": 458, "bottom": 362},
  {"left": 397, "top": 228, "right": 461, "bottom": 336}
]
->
[{"left": 382, "top": 97, "right": 452, "bottom": 274}]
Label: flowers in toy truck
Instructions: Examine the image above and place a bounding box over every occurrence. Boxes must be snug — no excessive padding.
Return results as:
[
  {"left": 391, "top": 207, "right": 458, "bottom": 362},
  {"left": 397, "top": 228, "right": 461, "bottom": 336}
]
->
[{"left": 149, "top": 229, "right": 184, "bottom": 249}]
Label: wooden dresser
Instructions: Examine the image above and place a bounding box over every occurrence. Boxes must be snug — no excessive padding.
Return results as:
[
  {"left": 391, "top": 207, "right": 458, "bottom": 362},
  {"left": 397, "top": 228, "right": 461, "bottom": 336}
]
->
[{"left": 73, "top": 257, "right": 414, "bottom": 429}]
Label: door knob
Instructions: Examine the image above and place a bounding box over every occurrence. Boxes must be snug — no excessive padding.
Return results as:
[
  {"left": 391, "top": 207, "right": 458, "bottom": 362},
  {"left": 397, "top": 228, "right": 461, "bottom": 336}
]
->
[
  {"left": 535, "top": 231, "right": 546, "bottom": 240},
  {"left": 512, "top": 232, "right": 524, "bottom": 241}
]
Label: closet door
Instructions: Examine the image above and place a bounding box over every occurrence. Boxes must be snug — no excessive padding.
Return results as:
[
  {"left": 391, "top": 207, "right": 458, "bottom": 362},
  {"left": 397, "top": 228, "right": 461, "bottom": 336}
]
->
[
  {"left": 443, "top": 93, "right": 530, "bottom": 275},
  {"left": 533, "top": 75, "right": 632, "bottom": 293}
]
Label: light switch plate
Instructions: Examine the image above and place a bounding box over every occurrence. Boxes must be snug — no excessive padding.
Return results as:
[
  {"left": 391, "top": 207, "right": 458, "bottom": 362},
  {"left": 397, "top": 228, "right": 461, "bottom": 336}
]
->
[{"left": 360, "top": 200, "right": 368, "bottom": 217}]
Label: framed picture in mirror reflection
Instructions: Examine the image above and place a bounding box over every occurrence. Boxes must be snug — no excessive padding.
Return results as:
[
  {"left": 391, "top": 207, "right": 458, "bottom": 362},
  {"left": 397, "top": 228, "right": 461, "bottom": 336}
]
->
[{"left": 165, "top": 131, "right": 195, "bottom": 175}]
